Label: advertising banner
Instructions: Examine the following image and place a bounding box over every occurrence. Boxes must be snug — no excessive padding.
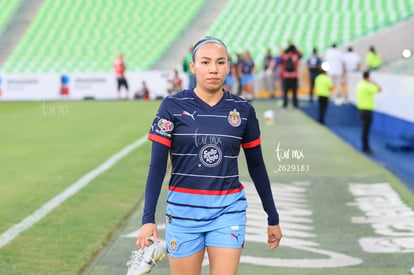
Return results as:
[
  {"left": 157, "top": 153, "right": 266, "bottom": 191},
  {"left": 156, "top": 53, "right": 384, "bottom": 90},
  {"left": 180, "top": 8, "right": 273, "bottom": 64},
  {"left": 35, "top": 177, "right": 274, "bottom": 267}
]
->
[{"left": 0, "top": 71, "right": 189, "bottom": 101}]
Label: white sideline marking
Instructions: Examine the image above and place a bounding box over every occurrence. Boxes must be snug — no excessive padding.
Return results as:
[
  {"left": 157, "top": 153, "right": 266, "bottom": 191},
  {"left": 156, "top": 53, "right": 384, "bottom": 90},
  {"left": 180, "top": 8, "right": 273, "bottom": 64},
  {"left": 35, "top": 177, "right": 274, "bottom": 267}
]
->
[{"left": 0, "top": 136, "right": 148, "bottom": 249}]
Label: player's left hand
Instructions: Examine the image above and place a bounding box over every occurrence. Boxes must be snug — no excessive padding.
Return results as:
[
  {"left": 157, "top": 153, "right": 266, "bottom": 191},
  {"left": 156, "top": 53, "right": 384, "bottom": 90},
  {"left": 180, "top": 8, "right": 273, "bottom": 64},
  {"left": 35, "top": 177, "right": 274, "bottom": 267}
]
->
[{"left": 267, "top": 224, "right": 282, "bottom": 249}]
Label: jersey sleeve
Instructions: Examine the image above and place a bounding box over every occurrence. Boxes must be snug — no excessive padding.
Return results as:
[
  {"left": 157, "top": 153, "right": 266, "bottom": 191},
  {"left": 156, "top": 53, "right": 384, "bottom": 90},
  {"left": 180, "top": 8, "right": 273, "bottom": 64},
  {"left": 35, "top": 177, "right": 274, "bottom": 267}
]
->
[
  {"left": 148, "top": 97, "right": 175, "bottom": 147},
  {"left": 244, "top": 145, "right": 279, "bottom": 225},
  {"left": 241, "top": 105, "right": 261, "bottom": 149},
  {"left": 142, "top": 142, "right": 169, "bottom": 224}
]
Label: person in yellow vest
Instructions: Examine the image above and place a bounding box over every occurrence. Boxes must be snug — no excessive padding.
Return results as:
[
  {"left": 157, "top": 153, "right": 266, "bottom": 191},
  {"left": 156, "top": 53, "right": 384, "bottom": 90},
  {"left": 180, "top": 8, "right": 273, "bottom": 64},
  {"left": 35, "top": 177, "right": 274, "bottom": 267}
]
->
[
  {"left": 356, "top": 71, "right": 381, "bottom": 154},
  {"left": 315, "top": 68, "right": 333, "bottom": 124},
  {"left": 365, "top": 46, "right": 382, "bottom": 71}
]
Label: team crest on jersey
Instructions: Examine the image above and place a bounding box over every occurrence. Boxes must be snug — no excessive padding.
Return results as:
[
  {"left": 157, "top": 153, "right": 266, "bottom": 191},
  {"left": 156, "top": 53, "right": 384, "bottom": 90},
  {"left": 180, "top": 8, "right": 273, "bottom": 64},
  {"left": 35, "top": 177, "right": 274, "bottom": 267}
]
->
[
  {"left": 228, "top": 109, "right": 241, "bottom": 127},
  {"left": 171, "top": 239, "right": 177, "bottom": 251},
  {"left": 157, "top": 118, "right": 174, "bottom": 132},
  {"left": 199, "top": 144, "right": 222, "bottom": 167}
]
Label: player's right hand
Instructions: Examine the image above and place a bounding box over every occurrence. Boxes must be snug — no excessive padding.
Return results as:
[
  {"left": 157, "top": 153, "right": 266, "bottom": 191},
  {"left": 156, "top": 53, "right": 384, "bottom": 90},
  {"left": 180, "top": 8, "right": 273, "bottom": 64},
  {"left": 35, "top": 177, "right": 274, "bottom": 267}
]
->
[{"left": 136, "top": 223, "right": 159, "bottom": 248}]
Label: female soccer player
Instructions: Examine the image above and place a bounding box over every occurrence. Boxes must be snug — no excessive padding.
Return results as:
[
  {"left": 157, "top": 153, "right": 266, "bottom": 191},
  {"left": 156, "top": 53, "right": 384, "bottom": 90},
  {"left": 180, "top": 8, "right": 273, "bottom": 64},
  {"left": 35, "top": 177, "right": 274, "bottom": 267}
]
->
[
  {"left": 237, "top": 50, "right": 256, "bottom": 100},
  {"left": 136, "top": 36, "right": 282, "bottom": 275}
]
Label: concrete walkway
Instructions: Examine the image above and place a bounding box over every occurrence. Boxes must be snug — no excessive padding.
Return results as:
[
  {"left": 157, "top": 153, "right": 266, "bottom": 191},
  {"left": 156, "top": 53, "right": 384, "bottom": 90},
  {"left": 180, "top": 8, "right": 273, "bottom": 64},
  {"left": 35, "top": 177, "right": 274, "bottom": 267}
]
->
[{"left": 83, "top": 101, "right": 414, "bottom": 275}]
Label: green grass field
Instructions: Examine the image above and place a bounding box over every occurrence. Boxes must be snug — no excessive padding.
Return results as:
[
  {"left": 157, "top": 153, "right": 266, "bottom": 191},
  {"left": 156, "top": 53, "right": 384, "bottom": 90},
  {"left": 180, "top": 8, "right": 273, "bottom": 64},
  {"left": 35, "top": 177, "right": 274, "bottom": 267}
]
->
[
  {"left": 1, "top": 100, "right": 413, "bottom": 275},
  {"left": 0, "top": 101, "right": 159, "bottom": 274}
]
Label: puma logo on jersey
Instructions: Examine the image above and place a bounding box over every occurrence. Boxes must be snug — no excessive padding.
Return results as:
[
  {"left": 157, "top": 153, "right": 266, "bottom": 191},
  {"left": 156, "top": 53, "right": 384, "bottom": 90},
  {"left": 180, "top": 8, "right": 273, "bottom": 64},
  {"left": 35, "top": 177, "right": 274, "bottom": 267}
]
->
[{"left": 182, "top": 110, "right": 196, "bottom": 120}]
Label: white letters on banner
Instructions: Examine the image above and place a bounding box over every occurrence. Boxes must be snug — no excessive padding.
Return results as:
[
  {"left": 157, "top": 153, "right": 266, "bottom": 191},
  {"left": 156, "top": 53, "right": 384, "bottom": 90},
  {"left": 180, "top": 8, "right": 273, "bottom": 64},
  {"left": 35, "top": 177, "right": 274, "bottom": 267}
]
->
[
  {"left": 1, "top": 71, "right": 413, "bottom": 124},
  {"left": 0, "top": 71, "right": 188, "bottom": 101}
]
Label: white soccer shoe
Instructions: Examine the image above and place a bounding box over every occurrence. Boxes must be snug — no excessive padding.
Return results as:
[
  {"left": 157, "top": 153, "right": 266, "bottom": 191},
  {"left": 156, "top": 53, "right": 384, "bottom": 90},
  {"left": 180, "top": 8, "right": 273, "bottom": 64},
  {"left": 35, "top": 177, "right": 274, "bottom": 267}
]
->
[{"left": 126, "top": 239, "right": 166, "bottom": 275}]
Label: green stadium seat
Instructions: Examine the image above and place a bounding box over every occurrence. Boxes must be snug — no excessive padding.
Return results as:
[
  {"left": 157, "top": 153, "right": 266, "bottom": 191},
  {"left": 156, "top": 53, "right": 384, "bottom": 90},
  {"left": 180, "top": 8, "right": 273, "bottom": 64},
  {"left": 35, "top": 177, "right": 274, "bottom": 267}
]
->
[
  {"left": 2, "top": 0, "right": 414, "bottom": 73},
  {"left": 0, "top": 0, "right": 21, "bottom": 33},
  {"left": 205, "top": 0, "right": 414, "bottom": 70},
  {"left": 3, "top": 0, "right": 206, "bottom": 73}
]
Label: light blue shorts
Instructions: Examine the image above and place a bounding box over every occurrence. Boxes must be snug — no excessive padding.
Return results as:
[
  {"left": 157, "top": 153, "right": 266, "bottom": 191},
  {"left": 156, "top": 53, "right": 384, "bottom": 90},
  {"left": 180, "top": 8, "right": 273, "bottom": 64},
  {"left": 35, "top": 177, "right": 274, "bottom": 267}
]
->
[
  {"left": 166, "top": 224, "right": 246, "bottom": 258},
  {"left": 241, "top": 74, "right": 254, "bottom": 86},
  {"left": 225, "top": 74, "right": 233, "bottom": 87}
]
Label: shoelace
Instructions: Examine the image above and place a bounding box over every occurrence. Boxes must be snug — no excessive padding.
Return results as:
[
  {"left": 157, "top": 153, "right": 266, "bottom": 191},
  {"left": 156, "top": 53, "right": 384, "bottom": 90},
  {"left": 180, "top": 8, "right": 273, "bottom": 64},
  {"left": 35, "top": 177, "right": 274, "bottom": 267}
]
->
[
  {"left": 148, "top": 246, "right": 159, "bottom": 266},
  {"left": 126, "top": 249, "right": 145, "bottom": 268}
]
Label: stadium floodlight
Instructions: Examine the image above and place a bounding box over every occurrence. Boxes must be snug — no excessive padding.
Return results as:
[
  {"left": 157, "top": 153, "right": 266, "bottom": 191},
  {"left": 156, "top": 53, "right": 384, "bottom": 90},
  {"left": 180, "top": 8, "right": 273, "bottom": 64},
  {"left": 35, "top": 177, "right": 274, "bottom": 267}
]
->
[
  {"left": 401, "top": 49, "right": 412, "bottom": 59},
  {"left": 321, "top": 61, "right": 330, "bottom": 72}
]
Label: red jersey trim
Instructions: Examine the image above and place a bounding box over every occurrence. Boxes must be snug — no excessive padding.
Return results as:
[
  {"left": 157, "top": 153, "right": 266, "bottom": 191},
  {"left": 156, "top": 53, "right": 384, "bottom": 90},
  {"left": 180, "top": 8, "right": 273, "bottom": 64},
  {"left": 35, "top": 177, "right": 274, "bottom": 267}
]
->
[
  {"left": 148, "top": 133, "right": 171, "bottom": 147},
  {"left": 168, "top": 185, "right": 244, "bottom": 195},
  {"left": 242, "top": 137, "right": 261, "bottom": 149}
]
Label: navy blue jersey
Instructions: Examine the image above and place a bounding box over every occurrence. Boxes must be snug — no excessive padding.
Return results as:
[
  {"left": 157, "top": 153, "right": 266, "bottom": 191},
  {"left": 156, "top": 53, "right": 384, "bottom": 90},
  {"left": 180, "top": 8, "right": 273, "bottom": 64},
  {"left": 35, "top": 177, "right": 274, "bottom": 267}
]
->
[
  {"left": 239, "top": 59, "right": 255, "bottom": 74},
  {"left": 307, "top": 55, "right": 323, "bottom": 75},
  {"left": 148, "top": 89, "right": 261, "bottom": 232}
]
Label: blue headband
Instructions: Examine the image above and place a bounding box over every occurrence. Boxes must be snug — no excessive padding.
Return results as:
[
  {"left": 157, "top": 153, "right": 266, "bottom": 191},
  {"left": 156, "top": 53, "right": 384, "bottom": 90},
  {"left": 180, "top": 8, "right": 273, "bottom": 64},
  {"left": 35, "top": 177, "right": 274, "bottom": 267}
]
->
[{"left": 192, "top": 37, "right": 227, "bottom": 61}]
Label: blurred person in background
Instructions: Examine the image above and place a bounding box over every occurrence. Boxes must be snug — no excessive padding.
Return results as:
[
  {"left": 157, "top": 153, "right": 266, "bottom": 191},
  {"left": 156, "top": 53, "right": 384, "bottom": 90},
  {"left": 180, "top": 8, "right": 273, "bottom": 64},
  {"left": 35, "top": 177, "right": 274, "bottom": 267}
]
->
[
  {"left": 134, "top": 81, "right": 150, "bottom": 100},
  {"left": 113, "top": 53, "right": 129, "bottom": 99},
  {"left": 182, "top": 46, "right": 196, "bottom": 90},
  {"left": 365, "top": 45, "right": 382, "bottom": 71},
  {"left": 263, "top": 48, "right": 275, "bottom": 97},
  {"left": 268, "top": 46, "right": 284, "bottom": 100},
  {"left": 324, "top": 43, "right": 343, "bottom": 103},
  {"left": 342, "top": 46, "right": 360, "bottom": 102},
  {"left": 237, "top": 50, "right": 256, "bottom": 100},
  {"left": 356, "top": 70, "right": 381, "bottom": 154},
  {"left": 342, "top": 46, "right": 360, "bottom": 72},
  {"left": 307, "top": 48, "right": 323, "bottom": 103},
  {"left": 167, "top": 69, "right": 183, "bottom": 95},
  {"left": 235, "top": 53, "right": 243, "bottom": 95},
  {"left": 223, "top": 55, "right": 236, "bottom": 93},
  {"left": 315, "top": 67, "right": 333, "bottom": 124},
  {"left": 281, "top": 44, "right": 302, "bottom": 108}
]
